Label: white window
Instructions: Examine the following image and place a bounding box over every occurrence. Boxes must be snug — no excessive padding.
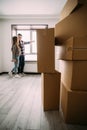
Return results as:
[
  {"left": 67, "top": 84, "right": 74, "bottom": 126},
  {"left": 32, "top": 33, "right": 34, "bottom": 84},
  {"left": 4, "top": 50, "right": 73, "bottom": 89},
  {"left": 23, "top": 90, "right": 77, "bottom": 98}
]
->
[
  {"left": 17, "top": 30, "right": 37, "bottom": 61},
  {"left": 12, "top": 24, "right": 48, "bottom": 61}
]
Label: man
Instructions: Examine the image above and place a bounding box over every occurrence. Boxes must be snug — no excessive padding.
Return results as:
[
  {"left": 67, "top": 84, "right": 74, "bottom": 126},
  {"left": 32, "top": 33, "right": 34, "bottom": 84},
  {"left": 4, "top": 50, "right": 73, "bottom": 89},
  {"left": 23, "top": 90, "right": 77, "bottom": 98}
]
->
[
  {"left": 17, "top": 33, "right": 25, "bottom": 76},
  {"left": 18, "top": 33, "right": 34, "bottom": 76}
]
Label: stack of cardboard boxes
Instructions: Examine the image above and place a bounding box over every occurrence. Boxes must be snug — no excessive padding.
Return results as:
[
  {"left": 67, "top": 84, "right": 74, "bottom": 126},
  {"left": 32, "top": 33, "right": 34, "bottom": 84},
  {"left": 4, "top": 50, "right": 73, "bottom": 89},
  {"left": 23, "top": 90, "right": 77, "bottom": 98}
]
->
[
  {"left": 55, "top": 0, "right": 87, "bottom": 124},
  {"left": 37, "top": 29, "right": 61, "bottom": 111}
]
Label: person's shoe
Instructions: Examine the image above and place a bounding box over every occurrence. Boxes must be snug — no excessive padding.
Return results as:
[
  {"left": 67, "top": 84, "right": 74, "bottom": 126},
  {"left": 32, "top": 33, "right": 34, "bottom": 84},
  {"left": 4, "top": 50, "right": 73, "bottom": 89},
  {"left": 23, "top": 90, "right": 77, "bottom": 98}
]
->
[
  {"left": 20, "top": 73, "right": 25, "bottom": 77},
  {"left": 14, "top": 74, "right": 21, "bottom": 78},
  {"left": 8, "top": 71, "right": 13, "bottom": 77}
]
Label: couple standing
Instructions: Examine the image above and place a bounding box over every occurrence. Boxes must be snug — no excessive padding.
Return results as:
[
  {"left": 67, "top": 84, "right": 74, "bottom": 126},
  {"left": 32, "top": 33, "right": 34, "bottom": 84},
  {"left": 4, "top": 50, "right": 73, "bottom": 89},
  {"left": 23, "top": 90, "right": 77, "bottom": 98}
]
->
[{"left": 9, "top": 33, "right": 25, "bottom": 78}]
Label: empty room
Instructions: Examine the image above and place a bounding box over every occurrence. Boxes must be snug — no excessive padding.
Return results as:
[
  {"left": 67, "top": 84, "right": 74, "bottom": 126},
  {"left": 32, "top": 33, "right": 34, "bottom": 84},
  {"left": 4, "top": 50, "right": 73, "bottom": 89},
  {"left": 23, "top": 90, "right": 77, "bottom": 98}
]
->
[{"left": 0, "top": 0, "right": 87, "bottom": 130}]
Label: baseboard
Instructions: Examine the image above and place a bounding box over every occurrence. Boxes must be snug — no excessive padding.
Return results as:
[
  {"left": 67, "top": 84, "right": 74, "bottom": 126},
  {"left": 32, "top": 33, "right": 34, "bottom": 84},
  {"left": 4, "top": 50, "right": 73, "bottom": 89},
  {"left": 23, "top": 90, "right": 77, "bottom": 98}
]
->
[
  {"left": 0, "top": 72, "right": 8, "bottom": 75},
  {"left": 24, "top": 72, "right": 41, "bottom": 74},
  {"left": 0, "top": 72, "right": 41, "bottom": 75}
]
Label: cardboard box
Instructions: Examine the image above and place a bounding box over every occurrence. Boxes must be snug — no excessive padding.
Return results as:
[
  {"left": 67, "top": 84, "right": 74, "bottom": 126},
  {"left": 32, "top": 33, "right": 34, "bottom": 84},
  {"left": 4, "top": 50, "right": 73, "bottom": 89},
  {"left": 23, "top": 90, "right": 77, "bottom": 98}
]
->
[
  {"left": 55, "top": 36, "right": 87, "bottom": 60},
  {"left": 41, "top": 72, "right": 61, "bottom": 111},
  {"left": 55, "top": 4, "right": 87, "bottom": 43},
  {"left": 60, "top": 82, "right": 87, "bottom": 124},
  {"left": 60, "top": 0, "right": 78, "bottom": 21},
  {"left": 55, "top": 60, "right": 87, "bottom": 91},
  {"left": 60, "top": 0, "right": 87, "bottom": 21},
  {"left": 37, "top": 28, "right": 55, "bottom": 73}
]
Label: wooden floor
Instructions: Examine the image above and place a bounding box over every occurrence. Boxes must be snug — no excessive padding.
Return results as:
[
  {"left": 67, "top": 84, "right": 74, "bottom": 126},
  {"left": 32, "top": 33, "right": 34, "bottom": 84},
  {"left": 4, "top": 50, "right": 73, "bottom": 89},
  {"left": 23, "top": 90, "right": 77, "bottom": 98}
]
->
[{"left": 0, "top": 74, "right": 87, "bottom": 130}]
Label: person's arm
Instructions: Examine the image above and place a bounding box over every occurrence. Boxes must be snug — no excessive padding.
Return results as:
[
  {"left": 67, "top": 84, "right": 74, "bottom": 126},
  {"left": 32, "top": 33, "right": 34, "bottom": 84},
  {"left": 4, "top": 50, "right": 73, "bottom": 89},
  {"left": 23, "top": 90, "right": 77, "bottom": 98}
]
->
[{"left": 24, "top": 41, "right": 35, "bottom": 44}]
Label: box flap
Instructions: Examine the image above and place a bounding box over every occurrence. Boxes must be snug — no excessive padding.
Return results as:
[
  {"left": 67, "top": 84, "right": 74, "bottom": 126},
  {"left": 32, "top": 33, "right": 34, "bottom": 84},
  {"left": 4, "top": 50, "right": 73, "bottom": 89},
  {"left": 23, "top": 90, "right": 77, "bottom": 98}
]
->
[
  {"left": 60, "top": 0, "right": 87, "bottom": 21},
  {"left": 60, "top": 0, "right": 78, "bottom": 21}
]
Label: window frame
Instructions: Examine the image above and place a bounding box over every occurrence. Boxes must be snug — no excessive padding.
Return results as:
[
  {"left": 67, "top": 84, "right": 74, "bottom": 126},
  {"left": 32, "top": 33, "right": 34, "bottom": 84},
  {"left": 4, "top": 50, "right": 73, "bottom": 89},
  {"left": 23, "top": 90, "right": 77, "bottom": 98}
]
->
[{"left": 11, "top": 24, "right": 48, "bottom": 61}]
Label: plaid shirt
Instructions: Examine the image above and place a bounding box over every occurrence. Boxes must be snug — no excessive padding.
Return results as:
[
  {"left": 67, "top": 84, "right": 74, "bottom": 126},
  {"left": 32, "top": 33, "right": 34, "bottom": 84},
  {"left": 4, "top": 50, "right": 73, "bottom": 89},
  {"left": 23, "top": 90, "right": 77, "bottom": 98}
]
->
[{"left": 19, "top": 40, "right": 25, "bottom": 55}]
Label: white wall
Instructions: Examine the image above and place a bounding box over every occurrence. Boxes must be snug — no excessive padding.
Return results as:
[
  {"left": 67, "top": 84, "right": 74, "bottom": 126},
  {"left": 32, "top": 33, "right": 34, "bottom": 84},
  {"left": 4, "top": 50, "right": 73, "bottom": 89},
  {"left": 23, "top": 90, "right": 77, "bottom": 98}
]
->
[
  {"left": 0, "top": 21, "right": 3, "bottom": 73},
  {"left": 0, "top": 48, "right": 2, "bottom": 73},
  {"left": 0, "top": 38, "right": 1, "bottom": 73},
  {"left": 0, "top": 21, "right": 1, "bottom": 73},
  {"left": 0, "top": 18, "right": 57, "bottom": 72}
]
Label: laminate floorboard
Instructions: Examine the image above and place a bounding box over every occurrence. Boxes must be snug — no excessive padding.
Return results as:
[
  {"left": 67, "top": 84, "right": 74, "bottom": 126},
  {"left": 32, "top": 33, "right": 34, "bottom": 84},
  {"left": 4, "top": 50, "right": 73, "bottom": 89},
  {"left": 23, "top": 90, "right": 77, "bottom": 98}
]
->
[{"left": 0, "top": 74, "right": 87, "bottom": 130}]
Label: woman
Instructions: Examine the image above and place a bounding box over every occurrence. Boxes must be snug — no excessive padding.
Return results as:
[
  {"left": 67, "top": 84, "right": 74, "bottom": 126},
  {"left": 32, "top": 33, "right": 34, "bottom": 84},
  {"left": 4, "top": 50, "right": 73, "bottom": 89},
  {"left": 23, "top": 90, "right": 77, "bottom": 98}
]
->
[{"left": 9, "top": 36, "right": 21, "bottom": 77}]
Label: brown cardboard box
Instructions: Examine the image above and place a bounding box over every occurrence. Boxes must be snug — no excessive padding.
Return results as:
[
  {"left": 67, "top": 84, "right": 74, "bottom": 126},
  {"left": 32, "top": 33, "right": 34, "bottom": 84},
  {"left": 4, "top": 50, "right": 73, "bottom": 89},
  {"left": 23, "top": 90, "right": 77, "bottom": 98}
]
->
[
  {"left": 60, "top": 0, "right": 78, "bottom": 21},
  {"left": 37, "top": 28, "right": 55, "bottom": 73},
  {"left": 60, "top": 0, "right": 87, "bottom": 21},
  {"left": 41, "top": 72, "right": 61, "bottom": 111},
  {"left": 60, "top": 82, "right": 87, "bottom": 124},
  {"left": 55, "top": 36, "right": 87, "bottom": 60},
  {"left": 55, "top": 4, "right": 87, "bottom": 43},
  {"left": 55, "top": 60, "right": 87, "bottom": 91}
]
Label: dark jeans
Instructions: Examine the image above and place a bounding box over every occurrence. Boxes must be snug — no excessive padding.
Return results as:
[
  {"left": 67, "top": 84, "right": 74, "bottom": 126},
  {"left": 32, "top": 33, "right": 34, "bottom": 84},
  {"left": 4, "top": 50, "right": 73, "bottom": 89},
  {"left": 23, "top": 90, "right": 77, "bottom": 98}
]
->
[{"left": 18, "top": 55, "right": 25, "bottom": 73}]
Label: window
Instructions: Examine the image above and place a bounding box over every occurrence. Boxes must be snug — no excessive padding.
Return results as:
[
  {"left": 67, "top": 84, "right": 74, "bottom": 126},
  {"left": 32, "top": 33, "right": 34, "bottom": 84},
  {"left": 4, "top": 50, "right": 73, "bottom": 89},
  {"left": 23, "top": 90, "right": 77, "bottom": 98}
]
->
[
  {"left": 17, "top": 30, "right": 37, "bottom": 61},
  {"left": 12, "top": 24, "right": 48, "bottom": 61}
]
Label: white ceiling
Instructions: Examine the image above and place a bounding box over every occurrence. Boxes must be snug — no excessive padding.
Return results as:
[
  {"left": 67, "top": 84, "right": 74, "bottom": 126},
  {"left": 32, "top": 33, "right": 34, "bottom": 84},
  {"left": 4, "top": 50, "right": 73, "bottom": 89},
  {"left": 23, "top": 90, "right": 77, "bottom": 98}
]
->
[{"left": 0, "top": 0, "right": 67, "bottom": 19}]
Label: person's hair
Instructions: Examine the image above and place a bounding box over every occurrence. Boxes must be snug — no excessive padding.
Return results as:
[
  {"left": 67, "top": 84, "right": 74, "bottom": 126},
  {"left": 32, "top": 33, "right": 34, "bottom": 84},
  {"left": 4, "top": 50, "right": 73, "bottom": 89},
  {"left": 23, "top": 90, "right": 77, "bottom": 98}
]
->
[
  {"left": 18, "top": 33, "right": 22, "bottom": 36},
  {"left": 12, "top": 36, "right": 17, "bottom": 45},
  {"left": 11, "top": 36, "right": 17, "bottom": 51}
]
